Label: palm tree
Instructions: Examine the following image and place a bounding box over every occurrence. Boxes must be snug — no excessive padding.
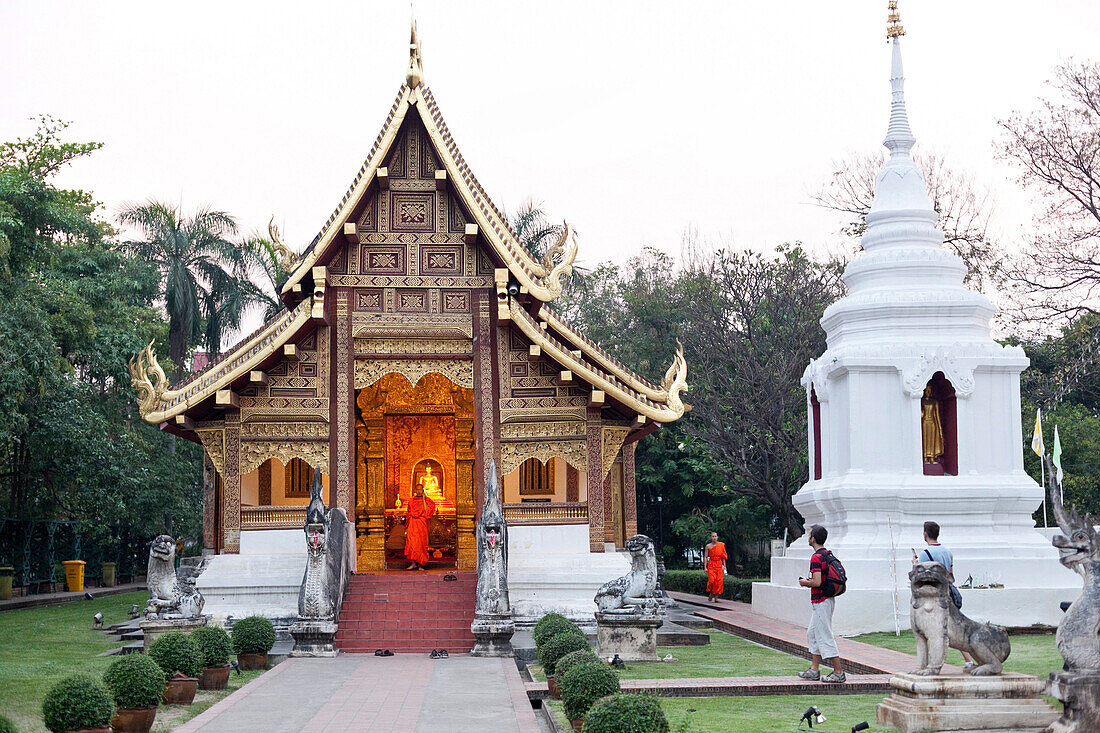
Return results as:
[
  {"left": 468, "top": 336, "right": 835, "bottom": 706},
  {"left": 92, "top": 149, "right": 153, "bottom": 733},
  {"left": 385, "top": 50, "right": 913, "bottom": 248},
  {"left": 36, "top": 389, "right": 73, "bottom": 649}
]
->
[
  {"left": 118, "top": 201, "right": 252, "bottom": 375},
  {"left": 239, "top": 233, "right": 289, "bottom": 322},
  {"left": 508, "top": 198, "right": 563, "bottom": 263}
]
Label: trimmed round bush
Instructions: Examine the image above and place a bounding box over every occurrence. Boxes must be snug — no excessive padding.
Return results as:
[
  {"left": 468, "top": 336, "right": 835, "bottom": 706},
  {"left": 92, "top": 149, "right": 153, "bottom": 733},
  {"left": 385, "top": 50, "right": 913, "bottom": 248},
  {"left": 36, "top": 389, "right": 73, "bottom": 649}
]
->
[
  {"left": 192, "top": 625, "right": 232, "bottom": 667},
  {"left": 559, "top": 662, "right": 621, "bottom": 722},
  {"left": 538, "top": 631, "right": 590, "bottom": 676},
  {"left": 42, "top": 674, "right": 113, "bottom": 733},
  {"left": 231, "top": 616, "right": 276, "bottom": 655},
  {"left": 103, "top": 653, "right": 167, "bottom": 709},
  {"left": 554, "top": 648, "right": 603, "bottom": 679},
  {"left": 147, "top": 631, "right": 203, "bottom": 678},
  {"left": 533, "top": 613, "right": 582, "bottom": 649},
  {"left": 0, "top": 714, "right": 18, "bottom": 733},
  {"left": 582, "top": 694, "right": 669, "bottom": 733}
]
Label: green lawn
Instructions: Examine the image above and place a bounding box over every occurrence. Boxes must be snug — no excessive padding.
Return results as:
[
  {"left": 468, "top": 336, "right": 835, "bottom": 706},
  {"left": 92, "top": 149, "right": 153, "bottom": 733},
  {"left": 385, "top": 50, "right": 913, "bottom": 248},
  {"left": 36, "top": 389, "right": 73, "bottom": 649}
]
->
[
  {"left": 852, "top": 630, "right": 1062, "bottom": 679},
  {"left": 530, "top": 630, "right": 810, "bottom": 681},
  {"left": 0, "top": 591, "right": 263, "bottom": 732},
  {"left": 548, "top": 695, "right": 891, "bottom": 732}
]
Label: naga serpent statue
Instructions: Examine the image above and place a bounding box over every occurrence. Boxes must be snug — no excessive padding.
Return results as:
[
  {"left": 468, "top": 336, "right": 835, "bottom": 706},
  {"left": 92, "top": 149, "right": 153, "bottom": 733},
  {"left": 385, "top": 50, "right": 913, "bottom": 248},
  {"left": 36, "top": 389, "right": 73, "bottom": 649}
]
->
[
  {"left": 594, "top": 534, "right": 659, "bottom": 615},
  {"left": 1050, "top": 471, "right": 1100, "bottom": 672},
  {"left": 298, "top": 467, "right": 346, "bottom": 620},
  {"left": 145, "top": 534, "right": 205, "bottom": 619}
]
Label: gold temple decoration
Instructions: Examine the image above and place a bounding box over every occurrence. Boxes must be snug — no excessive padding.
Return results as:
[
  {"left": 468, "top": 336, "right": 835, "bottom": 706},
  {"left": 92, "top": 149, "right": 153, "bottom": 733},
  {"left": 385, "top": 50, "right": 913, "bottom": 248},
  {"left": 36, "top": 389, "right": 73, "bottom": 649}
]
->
[
  {"left": 239, "top": 440, "right": 330, "bottom": 476},
  {"left": 660, "top": 340, "right": 690, "bottom": 417},
  {"left": 886, "top": 0, "right": 905, "bottom": 39},
  {"left": 601, "top": 426, "right": 632, "bottom": 480},
  {"left": 921, "top": 385, "right": 944, "bottom": 463},
  {"left": 129, "top": 341, "right": 182, "bottom": 419},
  {"left": 267, "top": 217, "right": 299, "bottom": 271},
  {"left": 529, "top": 222, "right": 580, "bottom": 298},
  {"left": 406, "top": 16, "right": 423, "bottom": 88}
]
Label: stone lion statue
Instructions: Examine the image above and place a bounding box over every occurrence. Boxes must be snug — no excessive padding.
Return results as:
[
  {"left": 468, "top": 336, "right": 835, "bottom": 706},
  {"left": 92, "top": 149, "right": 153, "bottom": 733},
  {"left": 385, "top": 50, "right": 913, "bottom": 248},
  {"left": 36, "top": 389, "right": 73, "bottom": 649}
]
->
[
  {"left": 909, "top": 561, "right": 1009, "bottom": 676},
  {"left": 146, "top": 534, "right": 205, "bottom": 619},
  {"left": 594, "top": 534, "right": 659, "bottom": 615}
]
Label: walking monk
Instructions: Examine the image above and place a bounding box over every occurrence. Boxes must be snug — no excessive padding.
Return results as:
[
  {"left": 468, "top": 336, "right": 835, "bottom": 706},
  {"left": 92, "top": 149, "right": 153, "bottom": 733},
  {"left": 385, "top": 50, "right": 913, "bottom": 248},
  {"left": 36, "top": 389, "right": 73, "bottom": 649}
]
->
[
  {"left": 705, "top": 532, "right": 727, "bottom": 602},
  {"left": 404, "top": 485, "right": 436, "bottom": 570}
]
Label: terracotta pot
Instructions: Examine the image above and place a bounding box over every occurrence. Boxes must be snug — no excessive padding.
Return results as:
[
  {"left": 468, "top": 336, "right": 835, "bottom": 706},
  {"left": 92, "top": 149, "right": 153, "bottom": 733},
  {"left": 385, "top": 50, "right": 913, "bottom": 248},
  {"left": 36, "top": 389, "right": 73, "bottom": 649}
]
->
[
  {"left": 570, "top": 719, "right": 584, "bottom": 732},
  {"left": 162, "top": 676, "right": 198, "bottom": 705},
  {"left": 236, "top": 652, "right": 268, "bottom": 670},
  {"left": 199, "top": 664, "right": 231, "bottom": 690},
  {"left": 110, "top": 706, "right": 157, "bottom": 733},
  {"left": 546, "top": 675, "right": 560, "bottom": 700}
]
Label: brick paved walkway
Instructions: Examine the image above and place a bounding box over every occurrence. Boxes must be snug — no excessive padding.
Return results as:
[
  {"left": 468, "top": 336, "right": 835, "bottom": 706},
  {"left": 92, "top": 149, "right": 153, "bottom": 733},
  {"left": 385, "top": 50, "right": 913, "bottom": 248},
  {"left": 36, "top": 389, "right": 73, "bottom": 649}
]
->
[
  {"left": 175, "top": 655, "right": 543, "bottom": 733},
  {"left": 668, "top": 591, "right": 960, "bottom": 675}
]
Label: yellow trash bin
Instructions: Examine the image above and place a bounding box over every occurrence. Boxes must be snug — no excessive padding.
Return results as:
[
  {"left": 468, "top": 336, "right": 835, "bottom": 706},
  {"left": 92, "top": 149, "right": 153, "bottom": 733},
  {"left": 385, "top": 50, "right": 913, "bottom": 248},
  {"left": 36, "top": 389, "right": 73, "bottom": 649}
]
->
[{"left": 62, "top": 560, "right": 86, "bottom": 592}]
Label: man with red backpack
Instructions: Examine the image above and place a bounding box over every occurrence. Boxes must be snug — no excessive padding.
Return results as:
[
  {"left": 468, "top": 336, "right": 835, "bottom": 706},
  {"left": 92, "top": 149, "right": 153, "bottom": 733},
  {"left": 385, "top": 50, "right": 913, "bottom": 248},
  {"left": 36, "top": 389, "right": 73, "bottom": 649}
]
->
[{"left": 797, "top": 524, "right": 846, "bottom": 683}]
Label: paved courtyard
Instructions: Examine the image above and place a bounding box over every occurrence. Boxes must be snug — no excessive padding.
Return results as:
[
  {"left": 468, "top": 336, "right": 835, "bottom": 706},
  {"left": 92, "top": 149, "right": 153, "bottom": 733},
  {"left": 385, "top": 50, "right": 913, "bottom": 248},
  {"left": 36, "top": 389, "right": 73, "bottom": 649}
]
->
[{"left": 175, "top": 655, "right": 546, "bottom": 733}]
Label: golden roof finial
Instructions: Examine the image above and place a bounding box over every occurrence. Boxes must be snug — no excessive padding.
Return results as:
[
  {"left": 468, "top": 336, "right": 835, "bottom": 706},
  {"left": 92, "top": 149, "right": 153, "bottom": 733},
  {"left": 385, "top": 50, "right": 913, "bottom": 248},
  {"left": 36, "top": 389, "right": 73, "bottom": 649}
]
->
[
  {"left": 886, "top": 0, "right": 906, "bottom": 39},
  {"left": 406, "top": 10, "right": 423, "bottom": 88}
]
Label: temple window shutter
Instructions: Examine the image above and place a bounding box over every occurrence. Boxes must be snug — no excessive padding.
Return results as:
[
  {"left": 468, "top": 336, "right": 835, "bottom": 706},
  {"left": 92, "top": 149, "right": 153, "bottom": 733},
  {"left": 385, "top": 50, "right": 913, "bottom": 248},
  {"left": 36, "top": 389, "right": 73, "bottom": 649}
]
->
[{"left": 286, "top": 457, "right": 313, "bottom": 497}]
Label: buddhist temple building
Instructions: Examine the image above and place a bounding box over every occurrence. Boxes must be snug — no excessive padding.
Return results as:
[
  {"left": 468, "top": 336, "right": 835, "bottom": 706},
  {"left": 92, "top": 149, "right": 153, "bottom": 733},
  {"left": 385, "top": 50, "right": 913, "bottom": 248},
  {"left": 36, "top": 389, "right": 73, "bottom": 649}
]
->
[{"left": 129, "top": 23, "right": 688, "bottom": 626}]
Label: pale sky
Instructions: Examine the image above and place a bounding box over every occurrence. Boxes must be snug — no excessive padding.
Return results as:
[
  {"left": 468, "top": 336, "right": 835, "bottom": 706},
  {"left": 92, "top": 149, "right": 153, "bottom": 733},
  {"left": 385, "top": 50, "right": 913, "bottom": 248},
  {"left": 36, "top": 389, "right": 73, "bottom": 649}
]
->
[{"left": 3, "top": 1, "right": 1098, "bottom": 280}]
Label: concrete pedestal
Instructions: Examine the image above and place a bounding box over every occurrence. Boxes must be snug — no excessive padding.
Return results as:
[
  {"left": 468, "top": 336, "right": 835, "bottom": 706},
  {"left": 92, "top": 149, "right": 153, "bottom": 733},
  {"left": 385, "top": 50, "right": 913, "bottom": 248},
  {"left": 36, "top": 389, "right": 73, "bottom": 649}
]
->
[
  {"left": 876, "top": 673, "right": 1059, "bottom": 732},
  {"left": 595, "top": 613, "right": 662, "bottom": 662},
  {"left": 1047, "top": 671, "right": 1100, "bottom": 733},
  {"left": 140, "top": 616, "right": 209, "bottom": 650},
  {"left": 470, "top": 613, "right": 515, "bottom": 657},
  {"left": 289, "top": 620, "right": 338, "bottom": 657}
]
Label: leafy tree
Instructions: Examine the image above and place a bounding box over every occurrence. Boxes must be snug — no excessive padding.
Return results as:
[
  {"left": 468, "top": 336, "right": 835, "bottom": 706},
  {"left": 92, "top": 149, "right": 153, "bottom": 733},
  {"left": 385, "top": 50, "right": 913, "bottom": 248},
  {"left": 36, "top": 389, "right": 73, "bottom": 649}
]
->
[{"left": 118, "top": 200, "right": 251, "bottom": 373}]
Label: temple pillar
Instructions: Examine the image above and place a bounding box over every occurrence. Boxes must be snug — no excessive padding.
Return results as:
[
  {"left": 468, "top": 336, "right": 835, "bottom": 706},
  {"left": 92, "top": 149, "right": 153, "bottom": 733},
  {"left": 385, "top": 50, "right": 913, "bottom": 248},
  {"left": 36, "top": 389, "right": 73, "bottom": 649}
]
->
[
  {"left": 586, "top": 406, "right": 605, "bottom": 552},
  {"left": 331, "top": 292, "right": 354, "bottom": 518},
  {"left": 475, "top": 289, "right": 500, "bottom": 513},
  {"left": 202, "top": 454, "right": 216, "bottom": 554},
  {"left": 357, "top": 415, "right": 385, "bottom": 572},
  {"left": 623, "top": 442, "right": 638, "bottom": 539},
  {"left": 222, "top": 412, "right": 241, "bottom": 554},
  {"left": 603, "top": 459, "right": 616, "bottom": 544}
]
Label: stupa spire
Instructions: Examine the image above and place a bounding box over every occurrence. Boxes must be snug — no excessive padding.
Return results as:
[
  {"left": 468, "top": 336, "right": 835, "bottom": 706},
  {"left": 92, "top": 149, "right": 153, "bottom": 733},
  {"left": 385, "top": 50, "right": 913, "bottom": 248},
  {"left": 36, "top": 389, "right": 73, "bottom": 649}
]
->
[
  {"left": 406, "top": 12, "right": 424, "bottom": 88},
  {"left": 884, "top": 1, "right": 915, "bottom": 160}
]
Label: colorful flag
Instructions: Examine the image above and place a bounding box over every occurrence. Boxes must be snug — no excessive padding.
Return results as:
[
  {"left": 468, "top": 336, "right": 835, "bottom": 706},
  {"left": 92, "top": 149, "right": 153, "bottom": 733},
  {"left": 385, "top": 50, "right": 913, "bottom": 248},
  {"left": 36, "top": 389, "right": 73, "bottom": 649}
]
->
[
  {"left": 1053, "top": 426, "right": 1063, "bottom": 485},
  {"left": 1031, "top": 408, "right": 1044, "bottom": 457}
]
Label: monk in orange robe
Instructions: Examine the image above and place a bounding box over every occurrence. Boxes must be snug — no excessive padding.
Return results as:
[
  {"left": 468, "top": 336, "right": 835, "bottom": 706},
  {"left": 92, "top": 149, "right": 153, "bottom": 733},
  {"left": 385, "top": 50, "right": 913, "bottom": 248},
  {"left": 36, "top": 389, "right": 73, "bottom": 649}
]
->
[
  {"left": 404, "top": 486, "right": 436, "bottom": 570},
  {"left": 705, "top": 532, "right": 727, "bottom": 602}
]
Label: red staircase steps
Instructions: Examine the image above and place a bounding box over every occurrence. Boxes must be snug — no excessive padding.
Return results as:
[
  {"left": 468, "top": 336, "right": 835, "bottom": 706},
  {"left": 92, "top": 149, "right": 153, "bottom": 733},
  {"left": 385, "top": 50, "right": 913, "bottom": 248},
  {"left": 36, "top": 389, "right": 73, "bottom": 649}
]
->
[{"left": 334, "top": 572, "right": 477, "bottom": 654}]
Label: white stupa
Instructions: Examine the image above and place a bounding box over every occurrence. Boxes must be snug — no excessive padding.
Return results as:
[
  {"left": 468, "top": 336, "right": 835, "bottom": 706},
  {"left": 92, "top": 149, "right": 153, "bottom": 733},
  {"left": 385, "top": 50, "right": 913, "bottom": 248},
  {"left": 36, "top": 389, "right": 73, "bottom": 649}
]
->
[{"left": 751, "top": 21, "right": 1078, "bottom": 635}]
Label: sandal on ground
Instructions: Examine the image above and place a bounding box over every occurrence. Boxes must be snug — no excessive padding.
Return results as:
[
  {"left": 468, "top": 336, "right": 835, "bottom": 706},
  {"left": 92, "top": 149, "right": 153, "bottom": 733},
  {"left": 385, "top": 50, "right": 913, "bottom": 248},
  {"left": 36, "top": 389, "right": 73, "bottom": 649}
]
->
[
  {"left": 374, "top": 649, "right": 383, "bottom": 656},
  {"left": 439, "top": 649, "right": 448, "bottom": 658},
  {"left": 381, "top": 649, "right": 394, "bottom": 657},
  {"left": 822, "top": 671, "right": 847, "bottom": 683},
  {"left": 443, "top": 573, "right": 457, "bottom": 581},
  {"left": 797, "top": 668, "right": 821, "bottom": 680},
  {"left": 430, "top": 649, "right": 439, "bottom": 659}
]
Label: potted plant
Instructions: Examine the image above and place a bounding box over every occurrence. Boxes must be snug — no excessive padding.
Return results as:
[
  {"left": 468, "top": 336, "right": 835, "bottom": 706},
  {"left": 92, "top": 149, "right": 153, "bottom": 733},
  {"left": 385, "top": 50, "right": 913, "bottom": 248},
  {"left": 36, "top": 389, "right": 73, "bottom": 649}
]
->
[
  {"left": 41, "top": 674, "right": 113, "bottom": 733},
  {"left": 231, "top": 616, "right": 275, "bottom": 670},
  {"left": 550, "top": 648, "right": 601, "bottom": 700},
  {"left": 581, "top": 693, "right": 669, "bottom": 733},
  {"left": 0, "top": 565, "right": 13, "bottom": 601},
  {"left": 558, "top": 662, "right": 620, "bottom": 732},
  {"left": 192, "top": 625, "right": 233, "bottom": 690},
  {"left": 102, "top": 654, "right": 166, "bottom": 733},
  {"left": 537, "top": 632, "right": 590, "bottom": 700},
  {"left": 533, "top": 612, "right": 583, "bottom": 649},
  {"left": 146, "top": 631, "right": 202, "bottom": 705}
]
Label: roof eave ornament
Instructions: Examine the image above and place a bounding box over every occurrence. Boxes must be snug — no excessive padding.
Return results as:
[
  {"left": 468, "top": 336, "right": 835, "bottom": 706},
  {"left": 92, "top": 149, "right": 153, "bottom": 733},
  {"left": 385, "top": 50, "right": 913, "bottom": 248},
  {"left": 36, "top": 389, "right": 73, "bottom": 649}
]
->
[
  {"left": 129, "top": 340, "right": 178, "bottom": 420},
  {"left": 660, "top": 341, "right": 690, "bottom": 417},
  {"left": 406, "top": 16, "right": 424, "bottom": 88},
  {"left": 267, "top": 217, "right": 299, "bottom": 272},
  {"left": 538, "top": 221, "right": 579, "bottom": 300}
]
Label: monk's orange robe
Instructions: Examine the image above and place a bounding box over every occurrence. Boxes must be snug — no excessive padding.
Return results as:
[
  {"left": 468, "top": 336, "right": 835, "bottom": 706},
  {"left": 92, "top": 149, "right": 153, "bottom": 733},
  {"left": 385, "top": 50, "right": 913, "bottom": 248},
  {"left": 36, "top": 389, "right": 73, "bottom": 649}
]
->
[
  {"left": 404, "top": 496, "right": 436, "bottom": 566},
  {"left": 706, "top": 542, "right": 727, "bottom": 595}
]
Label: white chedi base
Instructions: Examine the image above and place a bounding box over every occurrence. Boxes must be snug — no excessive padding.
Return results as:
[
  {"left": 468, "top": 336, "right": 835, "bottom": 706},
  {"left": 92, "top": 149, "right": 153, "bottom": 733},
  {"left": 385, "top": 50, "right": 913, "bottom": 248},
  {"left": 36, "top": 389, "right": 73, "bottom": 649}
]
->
[
  {"left": 507, "top": 524, "right": 629, "bottom": 623},
  {"left": 752, "top": 474, "right": 1079, "bottom": 635},
  {"left": 196, "top": 529, "right": 306, "bottom": 625}
]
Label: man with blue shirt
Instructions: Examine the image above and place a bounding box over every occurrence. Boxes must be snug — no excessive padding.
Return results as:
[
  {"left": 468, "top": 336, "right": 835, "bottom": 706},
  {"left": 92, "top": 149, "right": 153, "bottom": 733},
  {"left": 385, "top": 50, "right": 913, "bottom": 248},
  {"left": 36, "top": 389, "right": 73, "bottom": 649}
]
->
[{"left": 912, "top": 520, "right": 975, "bottom": 670}]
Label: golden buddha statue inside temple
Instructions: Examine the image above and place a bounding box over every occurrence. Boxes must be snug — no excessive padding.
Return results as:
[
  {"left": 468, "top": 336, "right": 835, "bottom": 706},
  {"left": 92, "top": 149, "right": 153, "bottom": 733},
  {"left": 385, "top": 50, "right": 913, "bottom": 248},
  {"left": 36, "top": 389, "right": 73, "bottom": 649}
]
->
[
  {"left": 921, "top": 385, "right": 944, "bottom": 464},
  {"left": 418, "top": 464, "right": 444, "bottom": 504}
]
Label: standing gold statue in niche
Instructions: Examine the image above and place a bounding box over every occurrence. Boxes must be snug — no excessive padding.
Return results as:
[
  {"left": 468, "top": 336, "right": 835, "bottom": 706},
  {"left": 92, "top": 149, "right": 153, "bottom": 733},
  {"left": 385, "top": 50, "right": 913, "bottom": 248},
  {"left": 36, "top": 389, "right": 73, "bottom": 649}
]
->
[{"left": 921, "top": 386, "right": 945, "bottom": 463}]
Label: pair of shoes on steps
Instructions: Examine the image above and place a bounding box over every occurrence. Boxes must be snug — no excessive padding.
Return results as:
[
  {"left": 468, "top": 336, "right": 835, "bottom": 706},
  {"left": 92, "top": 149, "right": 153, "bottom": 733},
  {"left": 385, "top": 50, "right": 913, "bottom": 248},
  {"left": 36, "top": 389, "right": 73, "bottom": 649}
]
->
[
  {"left": 442, "top": 573, "right": 457, "bottom": 581},
  {"left": 429, "top": 649, "right": 449, "bottom": 659},
  {"left": 821, "top": 671, "right": 846, "bottom": 683},
  {"left": 374, "top": 649, "right": 394, "bottom": 657},
  {"left": 797, "top": 668, "right": 820, "bottom": 681}
]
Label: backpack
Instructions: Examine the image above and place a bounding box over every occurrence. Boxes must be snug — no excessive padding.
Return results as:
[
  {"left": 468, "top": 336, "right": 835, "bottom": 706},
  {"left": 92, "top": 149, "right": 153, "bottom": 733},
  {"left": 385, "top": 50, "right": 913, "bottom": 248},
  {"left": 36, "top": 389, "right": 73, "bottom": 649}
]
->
[{"left": 817, "top": 549, "right": 847, "bottom": 597}]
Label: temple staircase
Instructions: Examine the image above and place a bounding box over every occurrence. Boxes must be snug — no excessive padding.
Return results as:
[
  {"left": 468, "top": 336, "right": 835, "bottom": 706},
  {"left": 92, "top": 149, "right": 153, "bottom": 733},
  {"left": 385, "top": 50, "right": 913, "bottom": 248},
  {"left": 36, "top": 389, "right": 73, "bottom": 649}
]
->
[{"left": 333, "top": 572, "right": 477, "bottom": 653}]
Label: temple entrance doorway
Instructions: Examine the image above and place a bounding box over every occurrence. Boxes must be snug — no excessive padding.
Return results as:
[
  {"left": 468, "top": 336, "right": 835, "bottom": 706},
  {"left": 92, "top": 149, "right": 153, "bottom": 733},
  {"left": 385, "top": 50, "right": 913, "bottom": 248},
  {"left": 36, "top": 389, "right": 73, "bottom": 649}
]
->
[{"left": 355, "top": 372, "right": 476, "bottom": 574}]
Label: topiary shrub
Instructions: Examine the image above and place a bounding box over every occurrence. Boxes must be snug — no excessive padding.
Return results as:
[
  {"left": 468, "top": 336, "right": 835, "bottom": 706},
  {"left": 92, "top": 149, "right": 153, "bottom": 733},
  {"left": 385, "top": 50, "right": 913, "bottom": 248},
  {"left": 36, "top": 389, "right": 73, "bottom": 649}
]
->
[
  {"left": 559, "top": 662, "right": 621, "bottom": 722},
  {"left": 231, "top": 616, "right": 276, "bottom": 655},
  {"left": 0, "top": 714, "right": 18, "bottom": 733},
  {"left": 582, "top": 694, "right": 669, "bottom": 733},
  {"left": 659, "top": 570, "right": 762, "bottom": 602},
  {"left": 147, "top": 631, "right": 203, "bottom": 678},
  {"left": 538, "top": 631, "right": 590, "bottom": 676},
  {"left": 191, "top": 625, "right": 232, "bottom": 667},
  {"left": 41, "top": 674, "right": 113, "bottom": 732},
  {"left": 554, "top": 648, "right": 603, "bottom": 679},
  {"left": 103, "top": 653, "right": 166, "bottom": 709},
  {"left": 533, "top": 612, "right": 583, "bottom": 649}
]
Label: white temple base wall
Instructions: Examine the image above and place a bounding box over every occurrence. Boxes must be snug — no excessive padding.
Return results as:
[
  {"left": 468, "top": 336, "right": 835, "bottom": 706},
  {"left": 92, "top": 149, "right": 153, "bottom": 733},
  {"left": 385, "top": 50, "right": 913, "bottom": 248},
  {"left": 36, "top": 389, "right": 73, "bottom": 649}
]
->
[
  {"left": 508, "top": 524, "right": 629, "bottom": 624},
  {"left": 196, "top": 529, "right": 305, "bottom": 625}
]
